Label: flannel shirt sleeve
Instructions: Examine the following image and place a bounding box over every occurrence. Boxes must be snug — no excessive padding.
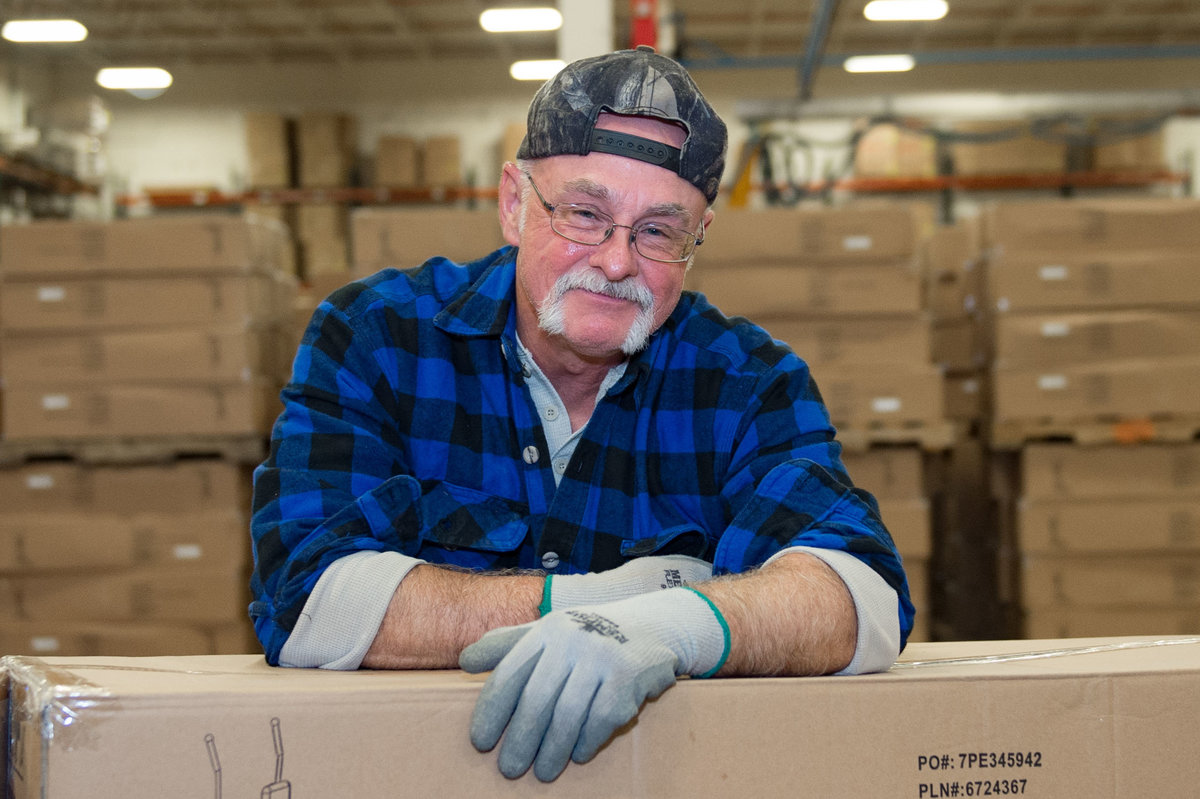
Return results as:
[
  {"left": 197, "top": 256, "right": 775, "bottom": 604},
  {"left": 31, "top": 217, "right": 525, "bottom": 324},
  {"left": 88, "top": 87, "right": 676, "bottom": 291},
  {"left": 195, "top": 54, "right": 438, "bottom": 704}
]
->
[
  {"left": 711, "top": 355, "right": 916, "bottom": 650},
  {"left": 250, "top": 287, "right": 426, "bottom": 664}
]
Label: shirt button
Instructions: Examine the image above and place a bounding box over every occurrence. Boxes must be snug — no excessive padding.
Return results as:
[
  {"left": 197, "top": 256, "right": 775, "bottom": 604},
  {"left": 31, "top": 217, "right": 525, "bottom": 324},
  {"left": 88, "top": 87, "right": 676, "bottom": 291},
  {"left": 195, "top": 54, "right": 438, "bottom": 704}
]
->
[
  {"left": 541, "top": 551, "right": 560, "bottom": 570},
  {"left": 522, "top": 445, "right": 540, "bottom": 464},
  {"left": 544, "top": 407, "right": 558, "bottom": 421},
  {"left": 554, "top": 459, "right": 567, "bottom": 474}
]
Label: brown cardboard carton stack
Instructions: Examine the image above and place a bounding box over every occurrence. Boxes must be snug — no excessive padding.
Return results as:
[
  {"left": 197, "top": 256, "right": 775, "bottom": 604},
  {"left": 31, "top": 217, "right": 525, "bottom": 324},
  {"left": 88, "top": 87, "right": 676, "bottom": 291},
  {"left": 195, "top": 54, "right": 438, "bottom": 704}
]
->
[
  {"left": 688, "top": 203, "right": 951, "bottom": 639},
  {"left": 983, "top": 197, "right": 1200, "bottom": 638},
  {"left": 0, "top": 459, "right": 258, "bottom": 656},
  {"left": 0, "top": 215, "right": 296, "bottom": 657},
  {"left": 985, "top": 198, "right": 1200, "bottom": 439},
  {"left": 0, "top": 215, "right": 296, "bottom": 441},
  {"left": 1014, "top": 443, "right": 1200, "bottom": 638},
  {"left": 349, "top": 206, "right": 507, "bottom": 277},
  {"left": 689, "top": 204, "right": 945, "bottom": 436}
]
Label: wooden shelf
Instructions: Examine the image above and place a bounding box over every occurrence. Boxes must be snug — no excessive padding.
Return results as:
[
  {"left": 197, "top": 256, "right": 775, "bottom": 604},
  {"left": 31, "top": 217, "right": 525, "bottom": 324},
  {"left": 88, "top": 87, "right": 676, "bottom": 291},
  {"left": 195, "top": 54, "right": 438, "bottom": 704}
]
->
[
  {"left": 0, "top": 154, "right": 98, "bottom": 195},
  {"left": 116, "top": 185, "right": 500, "bottom": 209}
]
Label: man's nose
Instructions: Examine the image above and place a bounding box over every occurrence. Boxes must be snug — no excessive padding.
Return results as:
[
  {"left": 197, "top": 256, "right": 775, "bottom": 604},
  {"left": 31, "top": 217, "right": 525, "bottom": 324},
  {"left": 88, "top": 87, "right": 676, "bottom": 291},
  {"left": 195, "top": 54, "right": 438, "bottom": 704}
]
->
[{"left": 591, "top": 224, "right": 641, "bottom": 281}]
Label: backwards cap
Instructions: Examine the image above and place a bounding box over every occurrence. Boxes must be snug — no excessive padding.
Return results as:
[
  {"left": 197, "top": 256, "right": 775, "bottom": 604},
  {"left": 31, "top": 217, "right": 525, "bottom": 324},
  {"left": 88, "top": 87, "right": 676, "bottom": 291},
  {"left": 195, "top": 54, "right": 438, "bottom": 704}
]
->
[{"left": 517, "top": 46, "right": 727, "bottom": 203}]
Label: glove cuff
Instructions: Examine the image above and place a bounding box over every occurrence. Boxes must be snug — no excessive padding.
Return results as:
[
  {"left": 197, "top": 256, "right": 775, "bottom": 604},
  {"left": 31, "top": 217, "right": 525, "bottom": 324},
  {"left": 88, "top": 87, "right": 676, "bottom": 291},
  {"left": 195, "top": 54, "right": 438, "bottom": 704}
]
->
[{"left": 680, "top": 587, "right": 731, "bottom": 678}]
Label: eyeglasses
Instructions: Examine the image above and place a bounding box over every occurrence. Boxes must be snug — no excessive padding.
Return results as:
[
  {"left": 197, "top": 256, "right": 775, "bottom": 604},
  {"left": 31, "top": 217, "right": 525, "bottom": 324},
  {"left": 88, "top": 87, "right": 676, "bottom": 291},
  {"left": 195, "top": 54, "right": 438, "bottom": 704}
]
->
[{"left": 523, "top": 171, "right": 703, "bottom": 263}]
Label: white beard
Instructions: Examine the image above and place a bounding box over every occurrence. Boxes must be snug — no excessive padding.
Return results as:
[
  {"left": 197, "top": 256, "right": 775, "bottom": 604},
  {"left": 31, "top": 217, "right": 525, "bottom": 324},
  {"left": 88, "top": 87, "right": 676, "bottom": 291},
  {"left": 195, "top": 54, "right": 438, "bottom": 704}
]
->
[{"left": 538, "top": 268, "right": 657, "bottom": 355}]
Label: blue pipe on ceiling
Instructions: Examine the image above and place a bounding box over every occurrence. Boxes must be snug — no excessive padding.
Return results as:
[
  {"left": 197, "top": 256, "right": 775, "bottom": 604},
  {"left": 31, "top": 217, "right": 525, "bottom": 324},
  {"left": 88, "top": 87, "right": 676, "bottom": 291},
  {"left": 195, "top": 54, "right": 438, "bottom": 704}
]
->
[{"left": 797, "top": 0, "right": 841, "bottom": 101}]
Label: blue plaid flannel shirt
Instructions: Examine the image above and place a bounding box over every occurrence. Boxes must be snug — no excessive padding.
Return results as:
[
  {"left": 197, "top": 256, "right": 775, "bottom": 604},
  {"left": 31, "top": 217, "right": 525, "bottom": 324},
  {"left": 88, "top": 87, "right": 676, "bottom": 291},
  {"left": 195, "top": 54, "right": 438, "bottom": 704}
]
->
[{"left": 250, "top": 246, "right": 915, "bottom": 664}]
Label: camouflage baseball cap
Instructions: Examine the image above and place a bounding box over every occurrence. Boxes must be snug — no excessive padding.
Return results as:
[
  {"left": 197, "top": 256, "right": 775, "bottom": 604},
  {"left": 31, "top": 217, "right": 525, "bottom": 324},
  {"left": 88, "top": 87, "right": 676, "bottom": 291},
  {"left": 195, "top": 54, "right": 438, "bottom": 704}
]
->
[{"left": 517, "top": 46, "right": 727, "bottom": 203}]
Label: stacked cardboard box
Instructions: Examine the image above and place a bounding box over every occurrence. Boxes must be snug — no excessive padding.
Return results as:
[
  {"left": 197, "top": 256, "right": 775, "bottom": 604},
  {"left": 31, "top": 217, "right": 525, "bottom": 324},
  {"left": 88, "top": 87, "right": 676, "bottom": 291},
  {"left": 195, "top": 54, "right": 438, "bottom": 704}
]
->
[
  {"left": 0, "top": 459, "right": 257, "bottom": 656},
  {"left": 842, "top": 447, "right": 934, "bottom": 641},
  {"left": 1014, "top": 443, "right": 1200, "bottom": 638},
  {"left": 689, "top": 204, "right": 944, "bottom": 435},
  {"left": 688, "top": 203, "right": 953, "bottom": 639},
  {"left": 0, "top": 215, "right": 295, "bottom": 440},
  {"left": 983, "top": 197, "right": 1200, "bottom": 638},
  {"left": 349, "top": 206, "right": 507, "bottom": 277},
  {"left": 985, "top": 198, "right": 1200, "bottom": 438},
  {"left": 853, "top": 122, "right": 938, "bottom": 180},
  {"left": 0, "top": 214, "right": 296, "bottom": 657}
]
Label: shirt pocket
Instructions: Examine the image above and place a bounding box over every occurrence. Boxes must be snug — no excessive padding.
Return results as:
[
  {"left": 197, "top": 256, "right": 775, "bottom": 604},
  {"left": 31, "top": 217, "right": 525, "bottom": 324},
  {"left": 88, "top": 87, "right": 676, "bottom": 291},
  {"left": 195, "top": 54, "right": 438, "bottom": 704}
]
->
[
  {"left": 619, "top": 523, "right": 711, "bottom": 560},
  {"left": 421, "top": 481, "right": 530, "bottom": 553}
]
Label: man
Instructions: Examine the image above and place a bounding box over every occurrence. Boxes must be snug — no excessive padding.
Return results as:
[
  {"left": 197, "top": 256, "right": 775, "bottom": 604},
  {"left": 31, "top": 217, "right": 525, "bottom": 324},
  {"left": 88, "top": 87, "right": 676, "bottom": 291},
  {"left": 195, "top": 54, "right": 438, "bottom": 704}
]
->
[{"left": 250, "top": 46, "right": 914, "bottom": 782}]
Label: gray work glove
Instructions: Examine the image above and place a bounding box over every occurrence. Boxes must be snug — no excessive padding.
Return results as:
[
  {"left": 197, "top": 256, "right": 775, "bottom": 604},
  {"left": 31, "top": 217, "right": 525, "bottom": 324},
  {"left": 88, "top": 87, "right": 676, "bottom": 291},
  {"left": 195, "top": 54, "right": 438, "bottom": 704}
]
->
[
  {"left": 540, "top": 555, "right": 713, "bottom": 615},
  {"left": 460, "top": 587, "right": 730, "bottom": 782}
]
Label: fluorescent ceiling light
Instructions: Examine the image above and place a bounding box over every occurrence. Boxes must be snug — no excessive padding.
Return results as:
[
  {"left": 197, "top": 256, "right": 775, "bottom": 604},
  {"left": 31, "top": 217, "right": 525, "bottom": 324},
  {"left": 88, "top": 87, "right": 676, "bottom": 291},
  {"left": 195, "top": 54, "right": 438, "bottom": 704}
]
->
[
  {"left": 2, "top": 19, "right": 88, "bottom": 42},
  {"left": 96, "top": 67, "right": 174, "bottom": 90},
  {"left": 480, "top": 8, "right": 563, "bottom": 32},
  {"left": 864, "top": 0, "right": 948, "bottom": 21},
  {"left": 510, "top": 59, "right": 565, "bottom": 80},
  {"left": 844, "top": 54, "right": 916, "bottom": 73}
]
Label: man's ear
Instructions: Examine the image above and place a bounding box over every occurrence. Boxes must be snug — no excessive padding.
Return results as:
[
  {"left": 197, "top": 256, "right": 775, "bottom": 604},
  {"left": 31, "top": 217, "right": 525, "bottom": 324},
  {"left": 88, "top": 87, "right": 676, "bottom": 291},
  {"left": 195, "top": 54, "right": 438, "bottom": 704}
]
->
[{"left": 497, "top": 162, "right": 524, "bottom": 247}]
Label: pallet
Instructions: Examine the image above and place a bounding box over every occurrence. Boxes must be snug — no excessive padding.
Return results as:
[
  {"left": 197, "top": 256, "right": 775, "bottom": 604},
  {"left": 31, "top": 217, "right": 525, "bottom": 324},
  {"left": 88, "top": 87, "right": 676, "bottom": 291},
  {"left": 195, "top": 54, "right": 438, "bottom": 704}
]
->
[
  {"left": 0, "top": 434, "right": 268, "bottom": 467},
  {"left": 835, "top": 420, "right": 963, "bottom": 453},
  {"left": 989, "top": 416, "right": 1200, "bottom": 450}
]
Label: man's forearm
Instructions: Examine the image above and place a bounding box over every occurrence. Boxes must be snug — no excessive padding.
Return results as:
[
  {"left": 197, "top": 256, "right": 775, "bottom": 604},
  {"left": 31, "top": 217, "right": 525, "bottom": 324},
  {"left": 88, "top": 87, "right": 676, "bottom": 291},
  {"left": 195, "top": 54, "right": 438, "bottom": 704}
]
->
[
  {"left": 699, "top": 551, "right": 857, "bottom": 677},
  {"left": 362, "top": 564, "right": 544, "bottom": 669}
]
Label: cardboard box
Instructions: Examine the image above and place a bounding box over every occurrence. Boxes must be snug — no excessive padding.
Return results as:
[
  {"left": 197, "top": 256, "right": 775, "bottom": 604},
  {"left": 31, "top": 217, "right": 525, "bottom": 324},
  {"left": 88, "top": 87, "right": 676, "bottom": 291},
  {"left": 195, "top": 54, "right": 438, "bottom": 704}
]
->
[
  {"left": 7, "top": 637, "right": 1200, "bottom": 798},
  {"left": 2, "top": 381, "right": 279, "bottom": 439},
  {"left": 374, "top": 135, "right": 420, "bottom": 187},
  {"left": 951, "top": 121, "right": 1068, "bottom": 176},
  {"left": 350, "top": 207, "right": 506, "bottom": 274},
  {"left": 986, "top": 249, "right": 1200, "bottom": 312},
  {"left": 992, "top": 309, "right": 1200, "bottom": 368},
  {"left": 700, "top": 205, "right": 926, "bottom": 264},
  {"left": 295, "top": 112, "right": 357, "bottom": 188},
  {"left": 0, "top": 459, "right": 248, "bottom": 515},
  {"left": 1, "top": 326, "right": 274, "bottom": 385},
  {"left": 984, "top": 198, "right": 1200, "bottom": 254},
  {"left": 0, "top": 621, "right": 231, "bottom": 658},
  {"left": 498, "top": 122, "right": 526, "bottom": 164},
  {"left": 0, "top": 215, "right": 293, "bottom": 277},
  {"left": 1020, "top": 442, "right": 1200, "bottom": 499},
  {"left": 842, "top": 446, "right": 926, "bottom": 499},
  {"left": 1021, "top": 554, "right": 1200, "bottom": 608},
  {"left": 689, "top": 261, "right": 923, "bottom": 319},
  {"left": 1018, "top": 499, "right": 1200, "bottom": 553},
  {"left": 1023, "top": 607, "right": 1200, "bottom": 639},
  {"left": 991, "top": 355, "right": 1200, "bottom": 424},
  {"left": 762, "top": 315, "right": 931, "bottom": 367},
  {"left": 423, "top": 135, "right": 462, "bottom": 187},
  {"left": 0, "top": 567, "right": 249, "bottom": 623},
  {"left": 243, "top": 112, "right": 292, "bottom": 189},
  {"left": 877, "top": 496, "right": 932, "bottom": 557},
  {"left": 0, "top": 274, "right": 285, "bottom": 332},
  {"left": 943, "top": 374, "right": 985, "bottom": 422},
  {"left": 853, "top": 122, "right": 938, "bottom": 179},
  {"left": 1092, "top": 124, "right": 1165, "bottom": 172},
  {"left": 816, "top": 363, "right": 945, "bottom": 427},
  {"left": 923, "top": 220, "right": 982, "bottom": 321},
  {"left": 0, "top": 509, "right": 248, "bottom": 573},
  {"left": 931, "top": 319, "right": 985, "bottom": 372}
]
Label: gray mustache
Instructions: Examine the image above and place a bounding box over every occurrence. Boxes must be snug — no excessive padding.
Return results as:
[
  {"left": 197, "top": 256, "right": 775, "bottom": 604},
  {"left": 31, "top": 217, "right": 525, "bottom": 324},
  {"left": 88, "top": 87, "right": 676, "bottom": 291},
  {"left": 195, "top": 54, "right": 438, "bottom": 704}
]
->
[{"left": 552, "top": 270, "right": 654, "bottom": 310}]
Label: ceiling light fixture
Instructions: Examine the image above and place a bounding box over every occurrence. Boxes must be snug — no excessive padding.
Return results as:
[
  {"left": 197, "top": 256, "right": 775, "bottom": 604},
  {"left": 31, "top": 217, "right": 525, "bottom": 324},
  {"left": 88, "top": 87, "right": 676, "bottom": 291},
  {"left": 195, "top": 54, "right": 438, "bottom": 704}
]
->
[
  {"left": 510, "top": 59, "right": 566, "bottom": 80},
  {"left": 843, "top": 54, "right": 917, "bottom": 73},
  {"left": 96, "top": 67, "right": 174, "bottom": 98},
  {"left": 863, "top": 0, "right": 948, "bottom": 22},
  {"left": 1, "top": 19, "right": 88, "bottom": 42},
  {"left": 480, "top": 8, "right": 563, "bottom": 32}
]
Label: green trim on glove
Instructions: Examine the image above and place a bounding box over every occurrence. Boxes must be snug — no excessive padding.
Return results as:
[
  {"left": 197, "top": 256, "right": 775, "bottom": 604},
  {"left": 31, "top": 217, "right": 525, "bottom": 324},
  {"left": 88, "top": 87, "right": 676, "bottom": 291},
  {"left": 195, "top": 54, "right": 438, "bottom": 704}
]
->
[
  {"left": 538, "top": 575, "right": 554, "bottom": 617},
  {"left": 683, "top": 587, "right": 731, "bottom": 678}
]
